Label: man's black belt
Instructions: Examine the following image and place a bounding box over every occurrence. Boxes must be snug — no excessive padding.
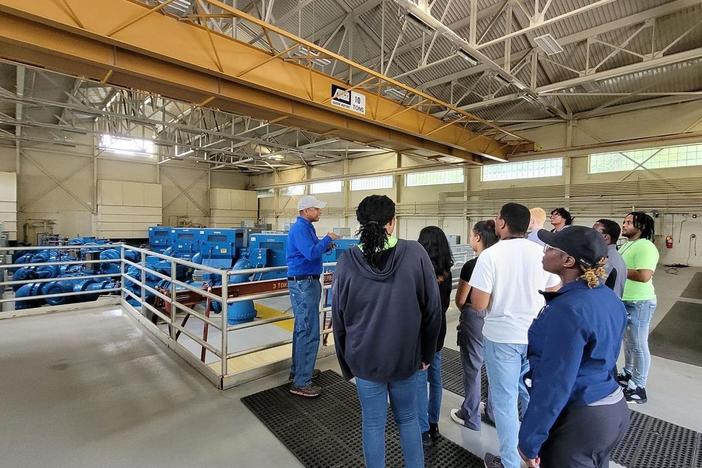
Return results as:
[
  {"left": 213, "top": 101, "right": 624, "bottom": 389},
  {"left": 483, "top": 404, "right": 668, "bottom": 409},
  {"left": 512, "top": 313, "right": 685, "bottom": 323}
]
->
[{"left": 287, "top": 275, "right": 320, "bottom": 281}]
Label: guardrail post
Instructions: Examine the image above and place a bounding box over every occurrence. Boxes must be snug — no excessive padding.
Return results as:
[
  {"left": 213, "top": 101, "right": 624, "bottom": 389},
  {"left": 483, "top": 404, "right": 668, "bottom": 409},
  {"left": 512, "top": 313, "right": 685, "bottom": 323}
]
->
[
  {"left": 220, "top": 270, "right": 228, "bottom": 383},
  {"left": 140, "top": 250, "right": 146, "bottom": 316},
  {"left": 170, "top": 259, "right": 177, "bottom": 340},
  {"left": 120, "top": 245, "right": 126, "bottom": 302}
]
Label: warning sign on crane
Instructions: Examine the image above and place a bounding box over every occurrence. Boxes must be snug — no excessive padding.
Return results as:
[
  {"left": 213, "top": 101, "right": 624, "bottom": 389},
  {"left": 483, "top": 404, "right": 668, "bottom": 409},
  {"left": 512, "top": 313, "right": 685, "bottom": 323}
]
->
[{"left": 330, "top": 84, "right": 366, "bottom": 115}]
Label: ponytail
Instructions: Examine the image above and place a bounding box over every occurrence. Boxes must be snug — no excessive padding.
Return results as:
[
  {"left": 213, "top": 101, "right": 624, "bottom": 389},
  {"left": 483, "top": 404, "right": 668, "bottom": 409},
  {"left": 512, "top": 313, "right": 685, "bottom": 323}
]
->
[{"left": 356, "top": 195, "right": 396, "bottom": 268}]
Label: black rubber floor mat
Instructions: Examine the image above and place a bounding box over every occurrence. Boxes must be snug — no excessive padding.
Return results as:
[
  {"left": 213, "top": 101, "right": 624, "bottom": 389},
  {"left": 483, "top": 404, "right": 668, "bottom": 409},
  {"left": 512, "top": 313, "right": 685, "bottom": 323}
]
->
[
  {"left": 440, "top": 347, "right": 487, "bottom": 401},
  {"left": 242, "top": 370, "right": 484, "bottom": 468},
  {"left": 650, "top": 301, "right": 702, "bottom": 367},
  {"left": 681, "top": 272, "right": 702, "bottom": 300},
  {"left": 441, "top": 348, "right": 702, "bottom": 467},
  {"left": 611, "top": 410, "right": 702, "bottom": 468}
]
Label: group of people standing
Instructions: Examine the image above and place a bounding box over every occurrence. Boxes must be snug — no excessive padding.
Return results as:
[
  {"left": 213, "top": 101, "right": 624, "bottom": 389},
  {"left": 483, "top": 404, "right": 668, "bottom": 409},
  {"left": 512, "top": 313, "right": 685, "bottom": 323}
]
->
[{"left": 285, "top": 194, "right": 660, "bottom": 468}]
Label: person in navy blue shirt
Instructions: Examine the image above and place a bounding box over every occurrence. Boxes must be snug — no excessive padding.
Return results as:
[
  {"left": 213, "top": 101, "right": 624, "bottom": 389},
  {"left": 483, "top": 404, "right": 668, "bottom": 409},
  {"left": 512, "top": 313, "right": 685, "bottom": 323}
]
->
[
  {"left": 286, "top": 195, "right": 340, "bottom": 398},
  {"left": 518, "top": 226, "right": 629, "bottom": 468}
]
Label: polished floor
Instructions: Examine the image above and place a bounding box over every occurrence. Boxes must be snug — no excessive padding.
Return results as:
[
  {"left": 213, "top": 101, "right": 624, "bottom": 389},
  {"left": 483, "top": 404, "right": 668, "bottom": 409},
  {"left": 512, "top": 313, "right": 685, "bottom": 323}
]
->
[{"left": 0, "top": 267, "right": 700, "bottom": 467}]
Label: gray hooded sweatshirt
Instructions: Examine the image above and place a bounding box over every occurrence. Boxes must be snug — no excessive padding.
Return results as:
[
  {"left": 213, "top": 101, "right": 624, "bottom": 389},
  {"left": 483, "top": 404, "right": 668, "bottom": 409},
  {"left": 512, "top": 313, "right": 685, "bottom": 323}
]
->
[{"left": 331, "top": 239, "right": 442, "bottom": 382}]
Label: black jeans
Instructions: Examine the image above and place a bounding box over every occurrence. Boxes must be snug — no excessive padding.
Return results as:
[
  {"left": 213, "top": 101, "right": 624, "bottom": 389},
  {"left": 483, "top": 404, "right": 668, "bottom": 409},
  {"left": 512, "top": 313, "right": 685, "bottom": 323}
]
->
[{"left": 540, "top": 397, "right": 630, "bottom": 468}]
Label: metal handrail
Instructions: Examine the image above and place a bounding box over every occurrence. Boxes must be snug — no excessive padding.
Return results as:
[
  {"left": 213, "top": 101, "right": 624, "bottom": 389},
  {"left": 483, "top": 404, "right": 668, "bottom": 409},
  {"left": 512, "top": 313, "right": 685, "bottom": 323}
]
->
[
  {"left": 0, "top": 259, "right": 121, "bottom": 269},
  {"left": 0, "top": 273, "right": 120, "bottom": 287},
  {"left": 0, "top": 287, "right": 120, "bottom": 303},
  {"left": 0, "top": 243, "right": 124, "bottom": 252}
]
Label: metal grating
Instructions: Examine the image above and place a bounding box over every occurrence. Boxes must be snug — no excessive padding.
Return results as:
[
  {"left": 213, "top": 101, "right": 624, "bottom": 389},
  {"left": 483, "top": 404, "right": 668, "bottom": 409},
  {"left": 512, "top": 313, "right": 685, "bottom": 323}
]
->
[
  {"left": 441, "top": 347, "right": 702, "bottom": 468},
  {"left": 242, "top": 370, "right": 484, "bottom": 468}
]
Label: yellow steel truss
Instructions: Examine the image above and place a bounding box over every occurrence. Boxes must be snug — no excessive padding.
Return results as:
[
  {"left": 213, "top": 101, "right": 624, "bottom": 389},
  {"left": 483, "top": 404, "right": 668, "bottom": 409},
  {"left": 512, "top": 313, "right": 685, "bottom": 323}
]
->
[{"left": 0, "top": 0, "right": 535, "bottom": 162}]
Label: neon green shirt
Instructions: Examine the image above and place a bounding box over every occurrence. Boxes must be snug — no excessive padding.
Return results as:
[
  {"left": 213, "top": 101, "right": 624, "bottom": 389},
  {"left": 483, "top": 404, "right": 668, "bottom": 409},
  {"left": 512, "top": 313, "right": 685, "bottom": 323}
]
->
[
  {"left": 620, "top": 239, "right": 659, "bottom": 301},
  {"left": 357, "top": 235, "right": 398, "bottom": 252}
]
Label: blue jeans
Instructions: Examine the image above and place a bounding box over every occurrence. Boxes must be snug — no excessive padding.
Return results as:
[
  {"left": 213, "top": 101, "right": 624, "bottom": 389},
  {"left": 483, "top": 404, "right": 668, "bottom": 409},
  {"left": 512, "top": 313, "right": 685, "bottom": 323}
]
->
[
  {"left": 356, "top": 373, "right": 424, "bottom": 468},
  {"left": 623, "top": 299, "right": 656, "bottom": 389},
  {"left": 288, "top": 278, "right": 321, "bottom": 388},
  {"left": 484, "top": 339, "right": 530, "bottom": 468},
  {"left": 416, "top": 351, "right": 442, "bottom": 433}
]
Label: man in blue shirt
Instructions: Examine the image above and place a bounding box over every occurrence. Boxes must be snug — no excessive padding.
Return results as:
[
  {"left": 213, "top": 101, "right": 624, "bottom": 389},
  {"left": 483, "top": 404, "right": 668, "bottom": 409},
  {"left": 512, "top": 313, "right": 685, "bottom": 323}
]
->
[{"left": 287, "top": 195, "right": 340, "bottom": 397}]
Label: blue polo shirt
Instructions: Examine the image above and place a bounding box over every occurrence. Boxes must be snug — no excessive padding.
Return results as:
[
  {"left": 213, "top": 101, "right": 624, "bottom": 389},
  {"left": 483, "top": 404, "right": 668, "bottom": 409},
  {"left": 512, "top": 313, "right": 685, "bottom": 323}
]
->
[
  {"left": 518, "top": 280, "right": 626, "bottom": 459},
  {"left": 286, "top": 216, "right": 332, "bottom": 276}
]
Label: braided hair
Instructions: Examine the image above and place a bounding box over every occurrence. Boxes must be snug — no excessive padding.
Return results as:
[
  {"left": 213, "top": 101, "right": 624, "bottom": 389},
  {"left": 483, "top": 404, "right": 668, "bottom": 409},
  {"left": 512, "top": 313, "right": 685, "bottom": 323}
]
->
[
  {"left": 627, "top": 211, "right": 655, "bottom": 241},
  {"left": 356, "top": 195, "right": 396, "bottom": 268},
  {"left": 579, "top": 258, "right": 608, "bottom": 288},
  {"left": 418, "top": 226, "right": 454, "bottom": 283}
]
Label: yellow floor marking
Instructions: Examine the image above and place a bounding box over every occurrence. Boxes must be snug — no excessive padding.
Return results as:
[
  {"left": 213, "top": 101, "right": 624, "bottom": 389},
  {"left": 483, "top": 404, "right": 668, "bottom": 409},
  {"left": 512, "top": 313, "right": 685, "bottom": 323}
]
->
[{"left": 254, "top": 303, "right": 294, "bottom": 332}]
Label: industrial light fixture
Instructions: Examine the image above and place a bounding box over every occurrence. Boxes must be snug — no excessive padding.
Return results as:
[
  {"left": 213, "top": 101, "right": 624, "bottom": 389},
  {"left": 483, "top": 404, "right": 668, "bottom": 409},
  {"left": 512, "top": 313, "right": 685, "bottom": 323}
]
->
[
  {"left": 383, "top": 87, "right": 407, "bottom": 100},
  {"left": 438, "top": 156, "right": 465, "bottom": 163},
  {"left": 512, "top": 80, "right": 529, "bottom": 91},
  {"left": 456, "top": 49, "right": 479, "bottom": 66},
  {"left": 295, "top": 46, "right": 331, "bottom": 67},
  {"left": 519, "top": 92, "right": 539, "bottom": 104},
  {"left": 534, "top": 33, "right": 564, "bottom": 56},
  {"left": 406, "top": 11, "right": 434, "bottom": 33},
  {"left": 493, "top": 74, "right": 511, "bottom": 87}
]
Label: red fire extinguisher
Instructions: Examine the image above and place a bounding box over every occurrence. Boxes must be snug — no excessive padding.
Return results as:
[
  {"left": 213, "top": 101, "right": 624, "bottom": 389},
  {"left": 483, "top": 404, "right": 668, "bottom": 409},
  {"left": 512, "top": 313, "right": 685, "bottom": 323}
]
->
[{"left": 665, "top": 235, "right": 673, "bottom": 248}]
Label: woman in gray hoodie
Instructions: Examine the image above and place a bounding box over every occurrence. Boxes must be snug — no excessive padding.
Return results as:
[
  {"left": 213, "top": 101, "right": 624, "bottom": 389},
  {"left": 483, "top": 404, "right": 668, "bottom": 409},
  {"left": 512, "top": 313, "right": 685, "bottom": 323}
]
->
[{"left": 332, "top": 195, "right": 442, "bottom": 468}]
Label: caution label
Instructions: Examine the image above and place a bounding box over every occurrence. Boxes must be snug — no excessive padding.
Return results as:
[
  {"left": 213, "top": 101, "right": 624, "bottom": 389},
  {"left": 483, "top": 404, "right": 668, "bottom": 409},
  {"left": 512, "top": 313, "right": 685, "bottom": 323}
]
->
[{"left": 331, "top": 84, "right": 366, "bottom": 115}]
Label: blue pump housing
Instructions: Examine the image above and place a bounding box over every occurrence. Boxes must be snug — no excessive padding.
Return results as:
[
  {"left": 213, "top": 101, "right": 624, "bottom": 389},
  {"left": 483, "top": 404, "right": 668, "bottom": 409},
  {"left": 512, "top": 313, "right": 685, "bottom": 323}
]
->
[
  {"left": 148, "top": 226, "right": 175, "bottom": 253},
  {"left": 196, "top": 228, "right": 247, "bottom": 270}
]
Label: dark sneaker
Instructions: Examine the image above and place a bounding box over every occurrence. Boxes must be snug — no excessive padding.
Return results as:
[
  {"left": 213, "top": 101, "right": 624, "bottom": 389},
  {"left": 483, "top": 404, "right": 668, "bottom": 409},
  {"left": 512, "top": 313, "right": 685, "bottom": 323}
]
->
[
  {"left": 289, "top": 384, "right": 322, "bottom": 398},
  {"left": 616, "top": 371, "right": 632, "bottom": 388},
  {"left": 421, "top": 431, "right": 433, "bottom": 447},
  {"left": 288, "top": 368, "right": 322, "bottom": 382},
  {"left": 483, "top": 452, "right": 504, "bottom": 468},
  {"left": 429, "top": 422, "right": 440, "bottom": 442},
  {"left": 624, "top": 386, "right": 647, "bottom": 404},
  {"left": 450, "top": 408, "right": 466, "bottom": 426}
]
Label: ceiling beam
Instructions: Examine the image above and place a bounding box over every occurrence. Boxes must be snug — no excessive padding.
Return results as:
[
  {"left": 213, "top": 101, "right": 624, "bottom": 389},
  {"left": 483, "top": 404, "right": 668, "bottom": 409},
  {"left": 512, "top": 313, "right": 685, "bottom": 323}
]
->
[
  {"left": 451, "top": 46, "right": 702, "bottom": 113},
  {"left": 421, "top": 0, "right": 701, "bottom": 90}
]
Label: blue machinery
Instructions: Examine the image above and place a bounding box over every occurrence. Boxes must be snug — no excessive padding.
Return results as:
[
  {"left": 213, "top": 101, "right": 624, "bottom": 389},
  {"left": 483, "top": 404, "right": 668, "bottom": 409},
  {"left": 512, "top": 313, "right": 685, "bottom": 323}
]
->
[
  {"left": 146, "top": 227, "right": 358, "bottom": 325},
  {"left": 7, "top": 227, "right": 358, "bottom": 324}
]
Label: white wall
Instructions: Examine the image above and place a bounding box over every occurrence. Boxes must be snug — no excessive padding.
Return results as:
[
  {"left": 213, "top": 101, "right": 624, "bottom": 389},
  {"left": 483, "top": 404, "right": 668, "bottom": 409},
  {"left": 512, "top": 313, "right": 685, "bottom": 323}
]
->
[{"left": 0, "top": 171, "right": 17, "bottom": 240}]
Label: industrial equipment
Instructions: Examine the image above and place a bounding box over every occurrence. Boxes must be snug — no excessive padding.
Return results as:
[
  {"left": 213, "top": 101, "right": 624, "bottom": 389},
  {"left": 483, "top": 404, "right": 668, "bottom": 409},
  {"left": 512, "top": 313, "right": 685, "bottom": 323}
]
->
[{"left": 148, "top": 226, "right": 174, "bottom": 253}]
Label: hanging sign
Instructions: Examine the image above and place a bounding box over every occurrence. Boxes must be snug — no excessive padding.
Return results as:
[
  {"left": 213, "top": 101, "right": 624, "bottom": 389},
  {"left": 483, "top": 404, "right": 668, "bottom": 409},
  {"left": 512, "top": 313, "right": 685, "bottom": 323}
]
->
[{"left": 330, "top": 84, "right": 366, "bottom": 115}]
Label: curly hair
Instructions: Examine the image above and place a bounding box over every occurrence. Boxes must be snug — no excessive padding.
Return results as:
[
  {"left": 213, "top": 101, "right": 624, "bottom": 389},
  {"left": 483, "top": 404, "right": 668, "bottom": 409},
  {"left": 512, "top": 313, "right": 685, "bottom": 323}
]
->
[
  {"left": 356, "top": 195, "right": 396, "bottom": 268},
  {"left": 551, "top": 207, "right": 574, "bottom": 226}
]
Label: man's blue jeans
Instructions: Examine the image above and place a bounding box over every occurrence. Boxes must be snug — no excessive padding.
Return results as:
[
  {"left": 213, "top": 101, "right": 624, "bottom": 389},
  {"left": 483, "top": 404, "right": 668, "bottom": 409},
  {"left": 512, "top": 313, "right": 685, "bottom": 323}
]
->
[
  {"left": 356, "top": 373, "right": 424, "bottom": 468},
  {"left": 288, "top": 278, "right": 321, "bottom": 388},
  {"left": 623, "top": 299, "right": 657, "bottom": 389},
  {"left": 484, "top": 339, "right": 530, "bottom": 468},
  {"left": 416, "top": 351, "right": 442, "bottom": 433}
]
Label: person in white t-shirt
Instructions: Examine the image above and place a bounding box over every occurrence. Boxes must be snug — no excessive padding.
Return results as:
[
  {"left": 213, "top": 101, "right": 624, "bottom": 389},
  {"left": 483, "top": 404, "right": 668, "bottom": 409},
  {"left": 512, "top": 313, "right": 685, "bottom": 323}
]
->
[{"left": 469, "top": 203, "right": 561, "bottom": 468}]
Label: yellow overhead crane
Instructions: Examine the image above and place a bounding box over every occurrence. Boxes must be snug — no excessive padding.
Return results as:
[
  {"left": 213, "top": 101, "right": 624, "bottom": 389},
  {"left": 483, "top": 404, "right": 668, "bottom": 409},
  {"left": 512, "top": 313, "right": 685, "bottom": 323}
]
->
[{"left": 0, "top": 0, "right": 535, "bottom": 163}]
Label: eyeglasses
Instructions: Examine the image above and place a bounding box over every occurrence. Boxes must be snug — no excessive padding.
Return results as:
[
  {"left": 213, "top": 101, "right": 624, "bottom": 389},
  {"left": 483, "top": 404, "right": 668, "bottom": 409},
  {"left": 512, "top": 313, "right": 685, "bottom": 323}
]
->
[{"left": 544, "top": 244, "right": 569, "bottom": 256}]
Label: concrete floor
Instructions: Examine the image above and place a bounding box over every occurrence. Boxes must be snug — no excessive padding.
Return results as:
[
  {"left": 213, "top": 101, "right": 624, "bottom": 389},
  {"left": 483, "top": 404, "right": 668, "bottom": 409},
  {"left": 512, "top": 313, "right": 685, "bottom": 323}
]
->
[{"left": 0, "top": 267, "right": 700, "bottom": 467}]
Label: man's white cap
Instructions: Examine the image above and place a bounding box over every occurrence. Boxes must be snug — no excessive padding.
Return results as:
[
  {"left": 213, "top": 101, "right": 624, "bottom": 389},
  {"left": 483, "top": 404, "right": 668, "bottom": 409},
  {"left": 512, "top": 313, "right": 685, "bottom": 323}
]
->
[{"left": 297, "top": 195, "right": 327, "bottom": 211}]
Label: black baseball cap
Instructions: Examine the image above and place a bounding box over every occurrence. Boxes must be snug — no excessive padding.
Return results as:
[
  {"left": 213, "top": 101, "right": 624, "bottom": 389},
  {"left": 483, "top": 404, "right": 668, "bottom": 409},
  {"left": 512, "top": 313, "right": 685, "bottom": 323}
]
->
[{"left": 537, "top": 226, "right": 608, "bottom": 267}]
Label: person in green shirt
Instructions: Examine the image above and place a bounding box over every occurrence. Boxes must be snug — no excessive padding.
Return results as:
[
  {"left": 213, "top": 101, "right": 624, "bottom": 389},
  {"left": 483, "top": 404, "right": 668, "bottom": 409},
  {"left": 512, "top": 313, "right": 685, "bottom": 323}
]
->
[{"left": 617, "top": 212, "right": 659, "bottom": 404}]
